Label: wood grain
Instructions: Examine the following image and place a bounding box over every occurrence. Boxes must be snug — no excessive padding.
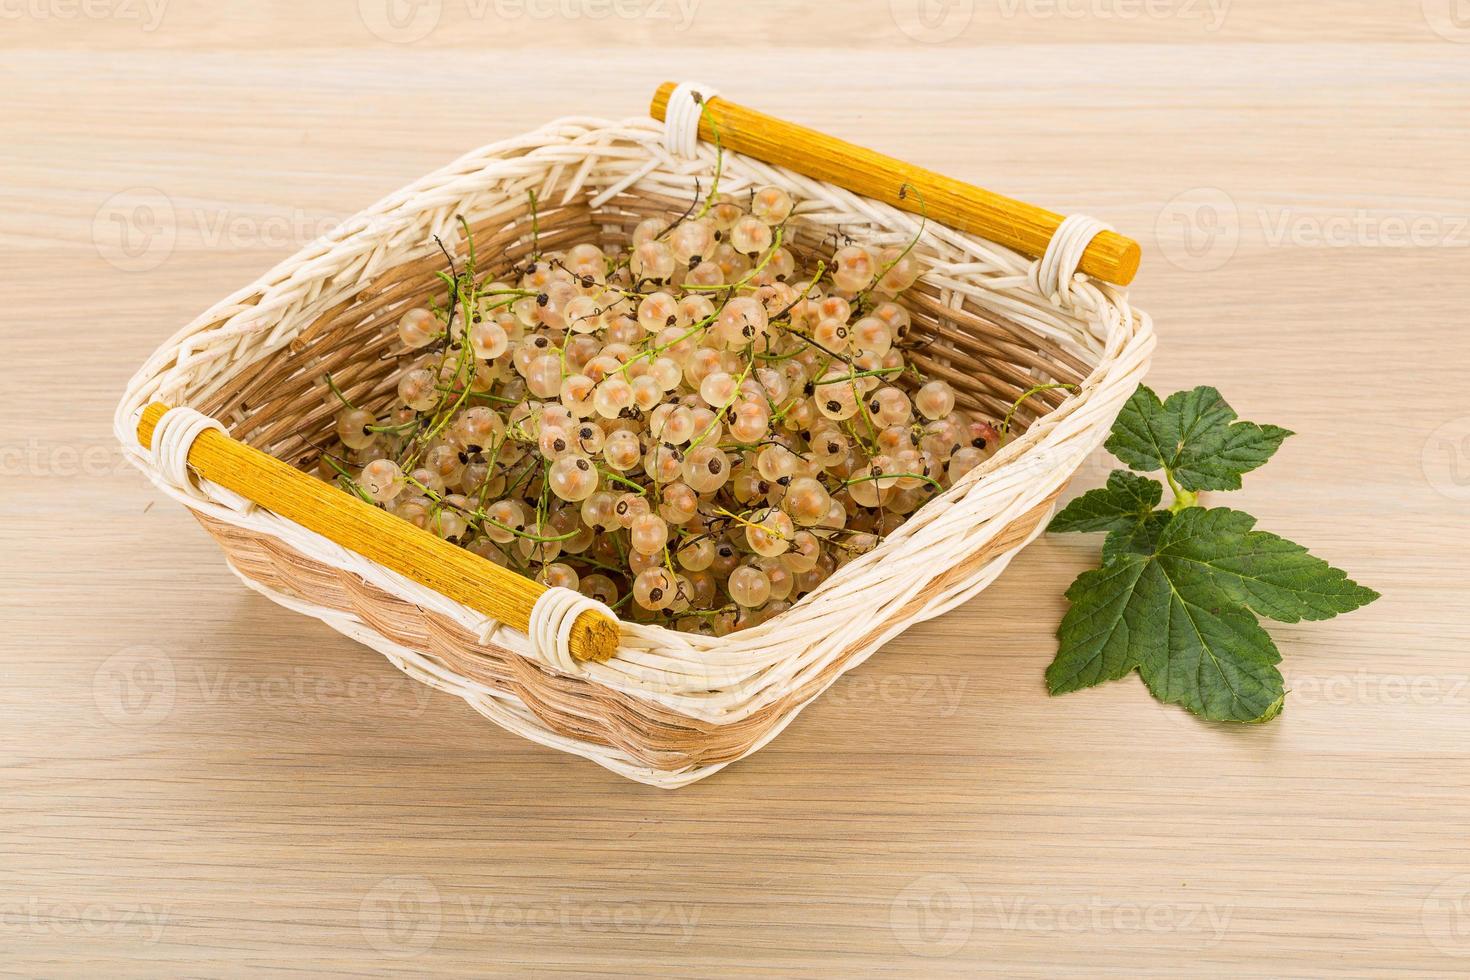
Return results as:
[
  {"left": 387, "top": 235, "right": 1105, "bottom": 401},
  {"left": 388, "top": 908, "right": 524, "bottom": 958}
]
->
[{"left": 3, "top": 2, "right": 1468, "bottom": 975}]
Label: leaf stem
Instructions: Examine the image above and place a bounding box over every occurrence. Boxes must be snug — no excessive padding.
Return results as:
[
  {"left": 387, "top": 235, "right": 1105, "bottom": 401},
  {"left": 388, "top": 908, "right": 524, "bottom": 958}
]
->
[{"left": 1164, "top": 468, "right": 1198, "bottom": 513}]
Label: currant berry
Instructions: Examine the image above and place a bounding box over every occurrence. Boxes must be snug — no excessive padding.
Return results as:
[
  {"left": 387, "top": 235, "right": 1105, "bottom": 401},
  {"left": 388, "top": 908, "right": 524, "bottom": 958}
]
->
[
  {"left": 631, "top": 240, "right": 676, "bottom": 282},
  {"left": 637, "top": 291, "right": 681, "bottom": 334},
  {"left": 677, "top": 536, "right": 716, "bottom": 571},
  {"left": 613, "top": 492, "right": 652, "bottom": 528},
  {"left": 538, "top": 425, "right": 574, "bottom": 460},
  {"left": 783, "top": 476, "right": 831, "bottom": 527},
  {"left": 751, "top": 185, "right": 793, "bottom": 224},
  {"left": 728, "top": 564, "right": 772, "bottom": 608},
  {"left": 581, "top": 573, "right": 619, "bottom": 606},
  {"left": 682, "top": 445, "right": 730, "bottom": 493},
  {"left": 831, "top": 245, "right": 876, "bottom": 292},
  {"left": 549, "top": 454, "right": 599, "bottom": 502},
  {"left": 730, "top": 215, "right": 772, "bottom": 255},
  {"left": 538, "top": 562, "right": 580, "bottom": 591},
  {"left": 470, "top": 319, "right": 509, "bottom": 359},
  {"left": 592, "top": 376, "right": 634, "bottom": 419},
  {"left": 745, "top": 507, "right": 794, "bottom": 557},
  {"left": 602, "top": 429, "right": 642, "bottom": 471},
  {"left": 360, "top": 458, "right": 405, "bottom": 503},
  {"left": 915, "top": 380, "right": 957, "bottom": 421},
  {"left": 814, "top": 375, "right": 860, "bottom": 421},
  {"left": 397, "top": 368, "right": 438, "bottom": 411},
  {"left": 336, "top": 408, "right": 378, "bottom": 451},
  {"left": 397, "top": 307, "right": 438, "bottom": 348},
  {"left": 450, "top": 406, "right": 505, "bottom": 451},
  {"left": 633, "top": 567, "right": 676, "bottom": 611},
  {"left": 669, "top": 220, "right": 714, "bottom": 265},
  {"left": 716, "top": 296, "right": 768, "bottom": 345},
  {"left": 423, "top": 443, "right": 465, "bottom": 488},
  {"left": 431, "top": 498, "right": 469, "bottom": 541},
  {"left": 659, "top": 482, "right": 699, "bottom": 524},
  {"left": 699, "top": 371, "right": 738, "bottom": 409}
]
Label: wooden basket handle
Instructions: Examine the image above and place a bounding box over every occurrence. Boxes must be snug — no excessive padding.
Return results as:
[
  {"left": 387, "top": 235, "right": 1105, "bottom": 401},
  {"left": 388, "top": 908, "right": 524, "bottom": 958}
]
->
[
  {"left": 137, "top": 403, "right": 620, "bottom": 663},
  {"left": 650, "top": 81, "right": 1141, "bottom": 286}
]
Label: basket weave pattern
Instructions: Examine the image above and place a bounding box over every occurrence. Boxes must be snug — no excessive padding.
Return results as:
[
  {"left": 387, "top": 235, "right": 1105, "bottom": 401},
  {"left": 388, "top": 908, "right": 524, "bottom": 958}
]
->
[{"left": 116, "top": 114, "right": 1155, "bottom": 787}]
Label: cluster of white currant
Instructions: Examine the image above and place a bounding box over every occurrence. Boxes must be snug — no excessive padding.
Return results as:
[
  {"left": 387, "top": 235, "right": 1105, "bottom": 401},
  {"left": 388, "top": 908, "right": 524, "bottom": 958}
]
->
[{"left": 325, "top": 187, "right": 1000, "bottom": 635}]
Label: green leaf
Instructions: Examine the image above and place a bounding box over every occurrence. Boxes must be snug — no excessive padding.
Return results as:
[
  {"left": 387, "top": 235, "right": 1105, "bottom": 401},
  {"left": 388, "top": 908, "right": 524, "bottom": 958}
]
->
[
  {"left": 1047, "top": 556, "right": 1155, "bottom": 694},
  {"left": 1049, "top": 471, "right": 1162, "bottom": 535},
  {"left": 1106, "top": 384, "right": 1293, "bottom": 492},
  {"left": 1047, "top": 507, "right": 1377, "bottom": 722},
  {"left": 1102, "top": 510, "right": 1172, "bottom": 564},
  {"left": 1153, "top": 507, "right": 1380, "bottom": 623},
  {"left": 1136, "top": 597, "right": 1286, "bottom": 723},
  {"left": 1106, "top": 385, "right": 1179, "bottom": 474}
]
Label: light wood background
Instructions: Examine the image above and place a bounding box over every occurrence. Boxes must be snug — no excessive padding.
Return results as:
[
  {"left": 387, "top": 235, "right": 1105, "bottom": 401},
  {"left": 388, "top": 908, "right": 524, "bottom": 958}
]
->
[{"left": 3, "top": 1, "right": 1468, "bottom": 975}]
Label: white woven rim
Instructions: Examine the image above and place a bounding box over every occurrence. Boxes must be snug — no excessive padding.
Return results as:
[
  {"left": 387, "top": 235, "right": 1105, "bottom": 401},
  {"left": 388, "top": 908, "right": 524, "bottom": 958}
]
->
[{"left": 114, "top": 108, "right": 1155, "bottom": 787}]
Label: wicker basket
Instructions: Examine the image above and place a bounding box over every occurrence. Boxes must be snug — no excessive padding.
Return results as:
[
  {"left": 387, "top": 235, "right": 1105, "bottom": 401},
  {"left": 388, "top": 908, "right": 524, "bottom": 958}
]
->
[{"left": 115, "top": 83, "right": 1154, "bottom": 787}]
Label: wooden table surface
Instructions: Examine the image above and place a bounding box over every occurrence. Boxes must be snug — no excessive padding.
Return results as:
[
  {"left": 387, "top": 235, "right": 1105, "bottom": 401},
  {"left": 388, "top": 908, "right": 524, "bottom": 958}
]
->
[{"left": 4, "top": 2, "right": 1468, "bottom": 975}]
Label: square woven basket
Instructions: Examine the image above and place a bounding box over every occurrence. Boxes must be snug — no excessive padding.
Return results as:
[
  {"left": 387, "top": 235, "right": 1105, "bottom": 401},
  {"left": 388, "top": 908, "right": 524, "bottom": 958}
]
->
[{"left": 116, "top": 83, "right": 1154, "bottom": 787}]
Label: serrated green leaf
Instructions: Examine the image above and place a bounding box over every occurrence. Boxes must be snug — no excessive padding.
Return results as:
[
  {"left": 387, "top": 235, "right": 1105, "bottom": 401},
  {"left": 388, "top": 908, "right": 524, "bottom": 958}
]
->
[
  {"left": 1046, "top": 556, "right": 1155, "bottom": 695},
  {"left": 1105, "top": 384, "right": 1293, "bottom": 492},
  {"left": 1102, "top": 510, "right": 1173, "bottom": 564},
  {"left": 1049, "top": 471, "right": 1162, "bottom": 535},
  {"left": 1106, "top": 385, "right": 1176, "bottom": 474},
  {"left": 1135, "top": 585, "right": 1284, "bottom": 722},
  {"left": 1047, "top": 507, "right": 1377, "bottom": 722},
  {"left": 1174, "top": 420, "right": 1293, "bottom": 492},
  {"left": 1154, "top": 507, "right": 1381, "bottom": 623}
]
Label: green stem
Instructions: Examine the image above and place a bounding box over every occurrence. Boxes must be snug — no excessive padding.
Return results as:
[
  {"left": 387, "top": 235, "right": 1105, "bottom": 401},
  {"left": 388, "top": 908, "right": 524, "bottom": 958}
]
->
[
  {"left": 599, "top": 468, "right": 648, "bottom": 495},
  {"left": 323, "top": 372, "right": 356, "bottom": 411},
  {"left": 844, "top": 471, "right": 943, "bottom": 493},
  {"left": 367, "top": 418, "right": 424, "bottom": 435},
  {"left": 852, "top": 181, "right": 927, "bottom": 308},
  {"left": 1165, "top": 469, "right": 1198, "bottom": 513},
  {"left": 692, "top": 97, "right": 724, "bottom": 220},
  {"left": 685, "top": 347, "right": 755, "bottom": 454},
  {"left": 812, "top": 367, "right": 902, "bottom": 385},
  {"left": 1001, "top": 383, "right": 1078, "bottom": 440},
  {"left": 321, "top": 452, "right": 374, "bottom": 504}
]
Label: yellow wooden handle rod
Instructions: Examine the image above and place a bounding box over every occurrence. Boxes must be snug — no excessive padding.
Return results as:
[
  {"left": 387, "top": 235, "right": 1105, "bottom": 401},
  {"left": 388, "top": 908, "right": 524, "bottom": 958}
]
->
[
  {"left": 650, "top": 82, "right": 1140, "bottom": 286},
  {"left": 138, "top": 403, "right": 620, "bottom": 663}
]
